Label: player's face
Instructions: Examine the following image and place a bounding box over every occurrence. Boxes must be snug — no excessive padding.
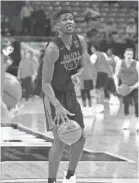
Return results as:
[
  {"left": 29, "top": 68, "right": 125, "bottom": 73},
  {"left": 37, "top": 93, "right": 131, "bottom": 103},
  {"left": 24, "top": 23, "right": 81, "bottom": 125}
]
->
[
  {"left": 25, "top": 52, "right": 32, "bottom": 60},
  {"left": 90, "top": 46, "right": 96, "bottom": 54},
  {"left": 124, "top": 50, "right": 133, "bottom": 60},
  {"left": 58, "top": 13, "right": 75, "bottom": 34},
  {"left": 107, "top": 49, "right": 112, "bottom": 56}
]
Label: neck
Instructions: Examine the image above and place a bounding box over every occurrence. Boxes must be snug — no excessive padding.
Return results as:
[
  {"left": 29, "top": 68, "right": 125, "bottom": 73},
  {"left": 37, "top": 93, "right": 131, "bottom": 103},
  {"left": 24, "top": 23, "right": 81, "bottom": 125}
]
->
[
  {"left": 59, "top": 32, "right": 72, "bottom": 46},
  {"left": 125, "top": 58, "right": 133, "bottom": 65}
]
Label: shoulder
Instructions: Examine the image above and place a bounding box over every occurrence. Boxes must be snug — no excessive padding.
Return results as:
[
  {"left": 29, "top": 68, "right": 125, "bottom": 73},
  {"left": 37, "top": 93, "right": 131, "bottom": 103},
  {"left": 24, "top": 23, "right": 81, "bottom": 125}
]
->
[
  {"left": 77, "top": 34, "right": 85, "bottom": 42},
  {"left": 43, "top": 41, "right": 59, "bottom": 63},
  {"left": 77, "top": 34, "right": 86, "bottom": 53},
  {"left": 114, "top": 55, "right": 121, "bottom": 62},
  {"left": 90, "top": 53, "right": 97, "bottom": 59},
  {"left": 90, "top": 53, "right": 97, "bottom": 64},
  {"left": 45, "top": 41, "right": 59, "bottom": 55},
  {"left": 22, "top": 6, "right": 26, "bottom": 11},
  {"left": 102, "top": 52, "right": 108, "bottom": 60},
  {"left": 135, "top": 61, "right": 139, "bottom": 70}
]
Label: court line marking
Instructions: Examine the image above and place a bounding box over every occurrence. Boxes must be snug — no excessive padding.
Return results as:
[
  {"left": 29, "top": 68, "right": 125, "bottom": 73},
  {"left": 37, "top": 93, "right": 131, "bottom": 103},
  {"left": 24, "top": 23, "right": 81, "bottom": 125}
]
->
[
  {"left": 1, "top": 178, "right": 139, "bottom": 183},
  {"left": 104, "top": 151, "right": 135, "bottom": 163},
  {"left": 1, "top": 123, "right": 135, "bottom": 163}
]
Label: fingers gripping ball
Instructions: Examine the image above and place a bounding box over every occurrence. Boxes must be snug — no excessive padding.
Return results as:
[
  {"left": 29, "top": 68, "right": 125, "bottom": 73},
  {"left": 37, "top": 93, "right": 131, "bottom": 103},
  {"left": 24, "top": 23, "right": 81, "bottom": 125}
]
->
[
  {"left": 3, "top": 72, "right": 22, "bottom": 109},
  {"left": 117, "top": 84, "right": 131, "bottom": 96},
  {"left": 58, "top": 120, "right": 82, "bottom": 145}
]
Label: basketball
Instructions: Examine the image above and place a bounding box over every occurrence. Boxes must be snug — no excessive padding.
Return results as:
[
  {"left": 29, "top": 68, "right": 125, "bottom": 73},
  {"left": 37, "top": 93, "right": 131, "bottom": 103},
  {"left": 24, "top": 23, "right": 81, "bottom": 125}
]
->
[
  {"left": 3, "top": 72, "right": 22, "bottom": 109},
  {"left": 58, "top": 120, "right": 82, "bottom": 145},
  {"left": 117, "top": 84, "right": 131, "bottom": 96}
]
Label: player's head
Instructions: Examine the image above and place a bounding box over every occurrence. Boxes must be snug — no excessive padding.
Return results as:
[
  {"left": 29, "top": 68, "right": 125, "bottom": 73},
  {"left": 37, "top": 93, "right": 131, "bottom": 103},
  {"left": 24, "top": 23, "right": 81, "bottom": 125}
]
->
[
  {"left": 90, "top": 44, "right": 99, "bottom": 54},
  {"left": 55, "top": 8, "right": 75, "bottom": 35},
  {"left": 124, "top": 48, "right": 134, "bottom": 60},
  {"left": 1, "top": 38, "right": 14, "bottom": 56},
  {"left": 25, "top": 51, "right": 32, "bottom": 60},
  {"left": 107, "top": 48, "right": 114, "bottom": 56}
]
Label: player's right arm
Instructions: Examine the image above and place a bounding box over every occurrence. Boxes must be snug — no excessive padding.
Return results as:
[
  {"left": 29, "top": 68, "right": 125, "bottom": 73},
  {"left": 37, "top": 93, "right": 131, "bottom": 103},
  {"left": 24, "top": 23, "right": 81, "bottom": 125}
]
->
[
  {"left": 42, "top": 42, "right": 74, "bottom": 124},
  {"left": 113, "top": 58, "right": 122, "bottom": 90},
  {"left": 42, "top": 42, "right": 62, "bottom": 108}
]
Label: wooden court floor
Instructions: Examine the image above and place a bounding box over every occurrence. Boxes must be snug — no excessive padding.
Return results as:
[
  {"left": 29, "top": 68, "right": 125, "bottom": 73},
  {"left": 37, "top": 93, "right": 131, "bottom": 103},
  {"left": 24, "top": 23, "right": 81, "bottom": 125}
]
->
[{"left": 1, "top": 97, "right": 139, "bottom": 183}]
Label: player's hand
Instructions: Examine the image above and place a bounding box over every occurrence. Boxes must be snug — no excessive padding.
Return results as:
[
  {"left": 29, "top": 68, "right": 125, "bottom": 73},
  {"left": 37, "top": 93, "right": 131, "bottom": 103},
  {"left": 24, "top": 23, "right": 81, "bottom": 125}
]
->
[
  {"left": 71, "top": 74, "right": 81, "bottom": 91},
  {"left": 54, "top": 104, "right": 75, "bottom": 126},
  {"left": 129, "top": 85, "right": 136, "bottom": 92},
  {"left": 32, "top": 75, "right": 36, "bottom": 82},
  {"left": 116, "top": 86, "right": 120, "bottom": 94}
]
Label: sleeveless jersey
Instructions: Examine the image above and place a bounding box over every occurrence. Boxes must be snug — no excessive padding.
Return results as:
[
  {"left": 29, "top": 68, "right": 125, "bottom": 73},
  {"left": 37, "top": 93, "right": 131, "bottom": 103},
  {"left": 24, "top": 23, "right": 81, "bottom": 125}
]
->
[
  {"left": 119, "top": 59, "right": 138, "bottom": 86},
  {"left": 95, "top": 51, "right": 112, "bottom": 76},
  {"left": 50, "top": 34, "right": 82, "bottom": 91}
]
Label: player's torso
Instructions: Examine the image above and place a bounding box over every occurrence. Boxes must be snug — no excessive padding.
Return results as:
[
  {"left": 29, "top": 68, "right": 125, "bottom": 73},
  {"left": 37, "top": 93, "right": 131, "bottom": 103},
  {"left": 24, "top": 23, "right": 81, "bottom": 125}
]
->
[
  {"left": 95, "top": 52, "right": 112, "bottom": 75},
  {"left": 51, "top": 34, "right": 82, "bottom": 91},
  {"left": 119, "top": 59, "right": 138, "bottom": 86}
]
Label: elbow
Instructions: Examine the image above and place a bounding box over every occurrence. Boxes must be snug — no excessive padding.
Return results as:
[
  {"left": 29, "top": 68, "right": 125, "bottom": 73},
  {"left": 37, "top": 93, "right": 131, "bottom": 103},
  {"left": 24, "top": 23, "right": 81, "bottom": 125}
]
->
[{"left": 42, "top": 80, "right": 51, "bottom": 94}]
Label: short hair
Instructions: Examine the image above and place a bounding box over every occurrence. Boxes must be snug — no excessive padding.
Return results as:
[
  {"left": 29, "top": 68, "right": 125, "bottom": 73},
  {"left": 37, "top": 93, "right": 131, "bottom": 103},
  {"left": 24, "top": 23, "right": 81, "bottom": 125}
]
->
[
  {"left": 107, "top": 48, "right": 114, "bottom": 53},
  {"left": 54, "top": 8, "right": 73, "bottom": 20},
  {"left": 125, "top": 48, "right": 134, "bottom": 53}
]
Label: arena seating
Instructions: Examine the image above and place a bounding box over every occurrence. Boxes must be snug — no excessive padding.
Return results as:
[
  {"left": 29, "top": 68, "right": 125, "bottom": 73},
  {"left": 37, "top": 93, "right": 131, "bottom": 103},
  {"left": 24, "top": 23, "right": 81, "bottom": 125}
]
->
[
  {"left": 1, "top": 1, "right": 137, "bottom": 38},
  {"left": 30, "top": 1, "right": 137, "bottom": 35}
]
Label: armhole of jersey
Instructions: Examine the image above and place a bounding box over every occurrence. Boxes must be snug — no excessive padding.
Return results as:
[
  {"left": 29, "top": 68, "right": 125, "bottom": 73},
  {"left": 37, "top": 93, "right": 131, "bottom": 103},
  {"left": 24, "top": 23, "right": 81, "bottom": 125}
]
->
[
  {"left": 76, "top": 34, "right": 83, "bottom": 55},
  {"left": 44, "top": 40, "right": 60, "bottom": 64}
]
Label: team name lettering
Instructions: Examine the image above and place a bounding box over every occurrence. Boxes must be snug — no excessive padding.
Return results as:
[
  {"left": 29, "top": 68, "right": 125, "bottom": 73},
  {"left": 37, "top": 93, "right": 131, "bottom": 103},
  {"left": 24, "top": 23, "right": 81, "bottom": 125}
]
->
[{"left": 61, "top": 51, "right": 81, "bottom": 64}]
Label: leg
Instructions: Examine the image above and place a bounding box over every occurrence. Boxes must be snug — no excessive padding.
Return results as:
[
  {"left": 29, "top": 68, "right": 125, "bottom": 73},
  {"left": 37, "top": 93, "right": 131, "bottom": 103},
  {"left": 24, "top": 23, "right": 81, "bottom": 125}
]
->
[
  {"left": 81, "top": 89, "right": 86, "bottom": 107},
  {"left": 67, "top": 97, "right": 85, "bottom": 179},
  {"left": 22, "top": 78, "right": 28, "bottom": 100},
  {"left": 26, "top": 77, "right": 33, "bottom": 100},
  {"left": 68, "top": 130, "right": 86, "bottom": 172},
  {"left": 48, "top": 125, "right": 65, "bottom": 181},
  {"left": 132, "top": 89, "right": 139, "bottom": 130},
  {"left": 132, "top": 89, "right": 138, "bottom": 117},
  {"left": 95, "top": 72, "right": 102, "bottom": 103},
  {"left": 86, "top": 89, "right": 92, "bottom": 107},
  {"left": 64, "top": 90, "right": 86, "bottom": 180},
  {"left": 108, "top": 77, "right": 117, "bottom": 96},
  {"left": 123, "top": 94, "right": 131, "bottom": 129},
  {"left": 103, "top": 73, "right": 109, "bottom": 99}
]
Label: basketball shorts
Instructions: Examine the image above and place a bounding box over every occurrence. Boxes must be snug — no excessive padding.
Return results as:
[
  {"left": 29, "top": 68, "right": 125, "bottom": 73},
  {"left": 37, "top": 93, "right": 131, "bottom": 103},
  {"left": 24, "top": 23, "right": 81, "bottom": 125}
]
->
[
  {"left": 107, "top": 78, "right": 116, "bottom": 95},
  {"left": 123, "top": 88, "right": 138, "bottom": 104},
  {"left": 96, "top": 72, "right": 108, "bottom": 89},
  {"left": 43, "top": 89, "right": 84, "bottom": 131},
  {"left": 96, "top": 72, "right": 116, "bottom": 93},
  {"left": 83, "top": 80, "right": 93, "bottom": 90}
]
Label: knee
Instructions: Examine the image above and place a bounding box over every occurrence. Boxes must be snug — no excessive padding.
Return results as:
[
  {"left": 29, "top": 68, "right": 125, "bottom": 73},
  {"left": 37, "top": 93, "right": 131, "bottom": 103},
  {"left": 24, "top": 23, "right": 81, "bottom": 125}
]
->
[
  {"left": 79, "top": 131, "right": 86, "bottom": 144},
  {"left": 50, "top": 138, "right": 64, "bottom": 154}
]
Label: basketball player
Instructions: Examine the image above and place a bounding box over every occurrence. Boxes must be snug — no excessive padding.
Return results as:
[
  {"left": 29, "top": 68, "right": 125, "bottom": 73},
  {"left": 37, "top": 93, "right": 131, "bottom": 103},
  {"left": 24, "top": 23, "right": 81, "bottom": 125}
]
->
[
  {"left": 106, "top": 48, "right": 121, "bottom": 104},
  {"left": 114, "top": 48, "right": 139, "bottom": 130},
  {"left": 42, "top": 9, "right": 87, "bottom": 183},
  {"left": 1, "top": 38, "right": 14, "bottom": 123},
  {"left": 90, "top": 45, "right": 113, "bottom": 103}
]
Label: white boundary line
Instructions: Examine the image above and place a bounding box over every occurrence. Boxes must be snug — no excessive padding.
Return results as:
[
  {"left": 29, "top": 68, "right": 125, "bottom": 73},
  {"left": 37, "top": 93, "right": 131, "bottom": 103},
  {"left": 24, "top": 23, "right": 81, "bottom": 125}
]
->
[
  {"left": 1, "top": 178, "right": 139, "bottom": 183},
  {"left": 1, "top": 123, "right": 135, "bottom": 163}
]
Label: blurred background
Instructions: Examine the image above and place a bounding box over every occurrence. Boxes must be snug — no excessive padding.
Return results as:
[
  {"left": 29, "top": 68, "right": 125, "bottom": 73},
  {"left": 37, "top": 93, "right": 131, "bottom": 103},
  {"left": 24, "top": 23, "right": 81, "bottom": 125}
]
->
[{"left": 1, "top": 0, "right": 138, "bottom": 101}]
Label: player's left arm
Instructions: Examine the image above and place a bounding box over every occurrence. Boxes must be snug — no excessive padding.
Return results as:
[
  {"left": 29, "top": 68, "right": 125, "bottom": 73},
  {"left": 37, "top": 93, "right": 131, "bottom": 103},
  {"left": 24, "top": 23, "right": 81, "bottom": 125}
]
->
[
  {"left": 74, "top": 34, "right": 88, "bottom": 76},
  {"left": 70, "top": 35, "right": 87, "bottom": 89},
  {"left": 131, "top": 61, "right": 139, "bottom": 89}
]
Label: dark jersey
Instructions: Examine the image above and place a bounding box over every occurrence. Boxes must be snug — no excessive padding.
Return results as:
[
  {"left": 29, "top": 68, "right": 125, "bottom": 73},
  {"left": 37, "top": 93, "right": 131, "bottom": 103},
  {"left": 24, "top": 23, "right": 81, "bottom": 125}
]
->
[
  {"left": 50, "top": 34, "right": 82, "bottom": 91},
  {"left": 119, "top": 59, "right": 138, "bottom": 86}
]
